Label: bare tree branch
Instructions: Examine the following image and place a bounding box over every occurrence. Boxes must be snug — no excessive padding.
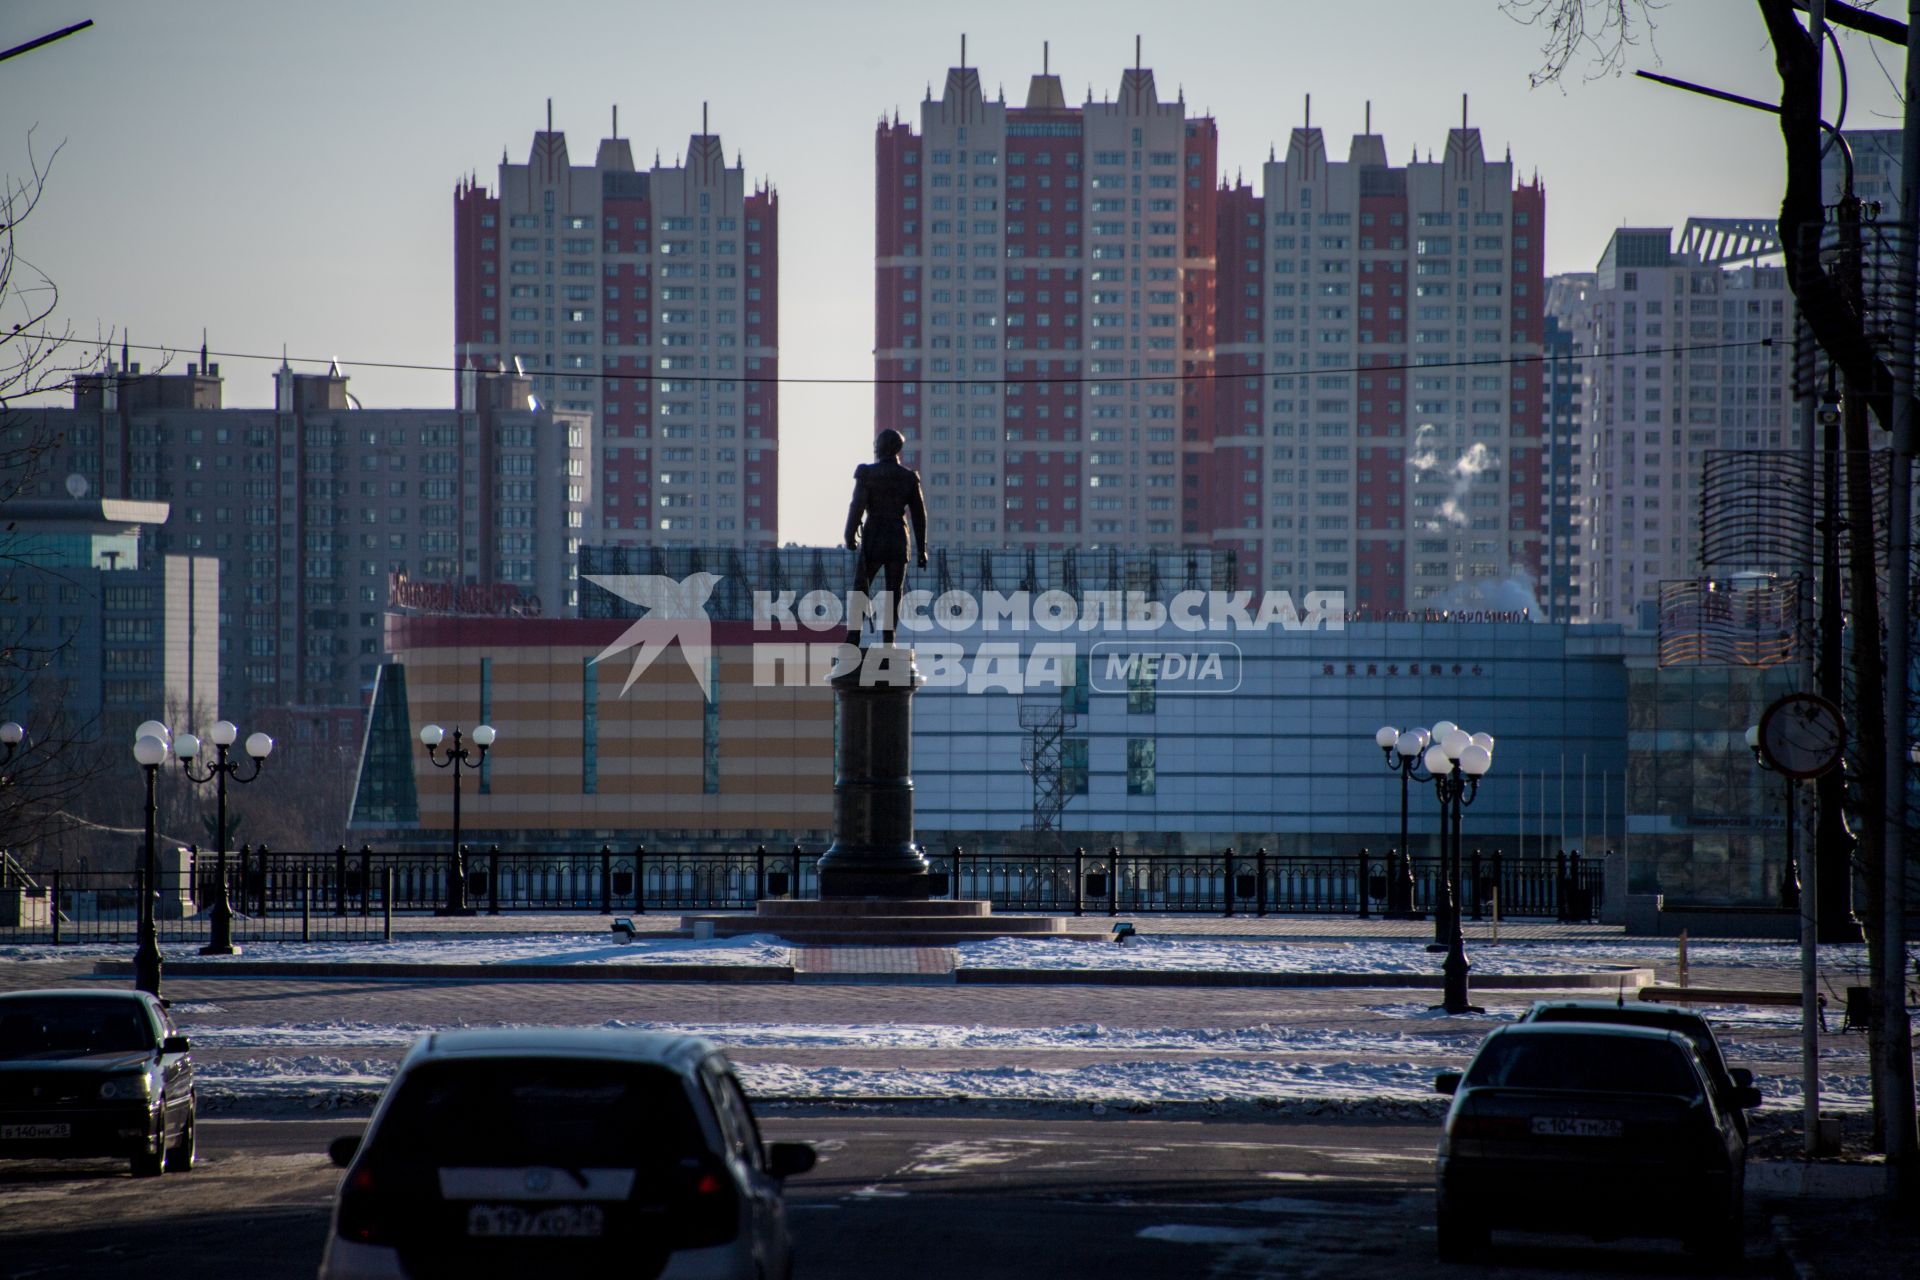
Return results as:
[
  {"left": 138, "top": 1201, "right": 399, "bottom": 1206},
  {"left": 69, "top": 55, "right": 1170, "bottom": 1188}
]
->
[
  {"left": 0, "top": 129, "right": 126, "bottom": 859},
  {"left": 1790, "top": 0, "right": 1907, "bottom": 46},
  {"left": 1501, "top": 0, "right": 1664, "bottom": 88}
]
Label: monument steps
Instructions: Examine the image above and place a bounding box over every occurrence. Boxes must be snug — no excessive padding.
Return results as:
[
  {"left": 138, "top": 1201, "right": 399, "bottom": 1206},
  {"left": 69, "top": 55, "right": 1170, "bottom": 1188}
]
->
[{"left": 685, "top": 899, "right": 1108, "bottom": 944}]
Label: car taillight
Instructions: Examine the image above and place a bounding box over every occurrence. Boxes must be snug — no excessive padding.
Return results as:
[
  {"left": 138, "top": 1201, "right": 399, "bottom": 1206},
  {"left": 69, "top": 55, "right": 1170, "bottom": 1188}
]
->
[
  {"left": 1451, "top": 1115, "right": 1528, "bottom": 1140},
  {"left": 677, "top": 1159, "right": 740, "bottom": 1249},
  {"left": 336, "top": 1168, "right": 398, "bottom": 1246}
]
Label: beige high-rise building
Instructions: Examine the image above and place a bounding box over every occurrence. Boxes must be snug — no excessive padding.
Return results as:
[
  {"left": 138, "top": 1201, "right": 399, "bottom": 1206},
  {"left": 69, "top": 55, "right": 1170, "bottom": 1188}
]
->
[
  {"left": 456, "top": 104, "right": 778, "bottom": 547},
  {"left": 1569, "top": 227, "right": 1798, "bottom": 625}
]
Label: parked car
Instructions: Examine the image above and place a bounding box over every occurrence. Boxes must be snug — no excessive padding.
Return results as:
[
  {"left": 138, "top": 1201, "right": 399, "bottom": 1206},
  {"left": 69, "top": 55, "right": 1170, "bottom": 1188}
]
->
[
  {"left": 1522, "top": 998, "right": 1764, "bottom": 1136},
  {"left": 1434, "top": 1022, "right": 1745, "bottom": 1262},
  {"left": 319, "top": 1029, "right": 816, "bottom": 1280},
  {"left": 0, "top": 988, "right": 196, "bottom": 1177}
]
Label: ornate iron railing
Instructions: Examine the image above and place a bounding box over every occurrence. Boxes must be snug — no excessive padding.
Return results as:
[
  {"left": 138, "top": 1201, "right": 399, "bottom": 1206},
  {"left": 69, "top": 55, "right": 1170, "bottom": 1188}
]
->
[{"left": 0, "top": 845, "right": 1608, "bottom": 944}]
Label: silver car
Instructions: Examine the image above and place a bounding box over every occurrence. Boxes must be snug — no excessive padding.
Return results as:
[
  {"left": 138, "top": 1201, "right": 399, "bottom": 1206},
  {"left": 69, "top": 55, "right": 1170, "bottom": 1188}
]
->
[{"left": 318, "top": 1029, "right": 815, "bottom": 1280}]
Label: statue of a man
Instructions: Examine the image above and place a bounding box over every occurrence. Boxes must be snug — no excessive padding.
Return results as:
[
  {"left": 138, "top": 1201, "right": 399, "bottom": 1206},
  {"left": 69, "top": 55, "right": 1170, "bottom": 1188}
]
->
[{"left": 843, "top": 428, "right": 928, "bottom": 646}]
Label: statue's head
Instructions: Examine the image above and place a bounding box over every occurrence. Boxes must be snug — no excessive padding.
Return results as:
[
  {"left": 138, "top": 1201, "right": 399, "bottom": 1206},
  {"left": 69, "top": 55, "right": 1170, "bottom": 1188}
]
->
[{"left": 875, "top": 428, "right": 905, "bottom": 460}]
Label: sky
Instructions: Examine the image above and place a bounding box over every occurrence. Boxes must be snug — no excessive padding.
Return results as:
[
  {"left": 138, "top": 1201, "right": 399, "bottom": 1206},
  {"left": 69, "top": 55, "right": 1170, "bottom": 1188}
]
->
[{"left": 2, "top": 0, "right": 1909, "bottom": 545}]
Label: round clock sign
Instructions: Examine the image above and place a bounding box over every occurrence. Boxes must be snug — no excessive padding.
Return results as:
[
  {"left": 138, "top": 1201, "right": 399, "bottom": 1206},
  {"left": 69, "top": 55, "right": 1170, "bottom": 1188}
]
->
[{"left": 1756, "top": 692, "right": 1846, "bottom": 780}]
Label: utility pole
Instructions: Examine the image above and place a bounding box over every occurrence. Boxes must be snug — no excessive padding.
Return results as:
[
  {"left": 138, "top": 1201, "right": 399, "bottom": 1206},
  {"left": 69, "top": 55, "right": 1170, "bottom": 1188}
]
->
[{"left": 1878, "top": 0, "right": 1920, "bottom": 1194}]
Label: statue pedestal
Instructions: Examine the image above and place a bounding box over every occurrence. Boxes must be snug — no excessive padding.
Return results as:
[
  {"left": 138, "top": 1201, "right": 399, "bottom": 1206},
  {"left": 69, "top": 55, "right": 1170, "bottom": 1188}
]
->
[{"left": 818, "top": 646, "right": 929, "bottom": 900}]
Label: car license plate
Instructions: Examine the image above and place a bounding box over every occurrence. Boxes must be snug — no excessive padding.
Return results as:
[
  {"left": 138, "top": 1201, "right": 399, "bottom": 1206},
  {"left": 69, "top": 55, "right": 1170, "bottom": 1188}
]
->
[
  {"left": 466, "top": 1202, "right": 604, "bottom": 1238},
  {"left": 1531, "top": 1116, "right": 1622, "bottom": 1138},
  {"left": 1, "top": 1123, "right": 71, "bottom": 1140}
]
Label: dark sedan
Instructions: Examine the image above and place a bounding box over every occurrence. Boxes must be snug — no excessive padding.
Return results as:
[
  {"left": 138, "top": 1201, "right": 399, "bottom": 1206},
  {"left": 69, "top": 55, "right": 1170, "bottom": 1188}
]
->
[
  {"left": 1434, "top": 1022, "right": 1745, "bottom": 1262},
  {"left": 0, "top": 989, "right": 196, "bottom": 1177},
  {"left": 1522, "top": 998, "right": 1763, "bottom": 1136}
]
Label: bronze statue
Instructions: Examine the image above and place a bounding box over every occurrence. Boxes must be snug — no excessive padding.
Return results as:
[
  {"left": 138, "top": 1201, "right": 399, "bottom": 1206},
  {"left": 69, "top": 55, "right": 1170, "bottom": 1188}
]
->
[{"left": 843, "top": 428, "right": 928, "bottom": 646}]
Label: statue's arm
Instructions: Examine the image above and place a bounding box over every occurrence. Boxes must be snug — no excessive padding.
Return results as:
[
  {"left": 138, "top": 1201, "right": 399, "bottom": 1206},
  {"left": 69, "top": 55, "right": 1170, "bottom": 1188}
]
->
[
  {"left": 908, "top": 473, "right": 928, "bottom": 564},
  {"left": 844, "top": 467, "right": 869, "bottom": 550}
]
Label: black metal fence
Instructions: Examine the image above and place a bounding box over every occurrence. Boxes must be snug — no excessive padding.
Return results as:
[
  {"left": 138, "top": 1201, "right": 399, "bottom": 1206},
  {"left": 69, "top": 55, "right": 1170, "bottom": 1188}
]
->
[
  {"left": 0, "top": 843, "right": 1606, "bottom": 945},
  {"left": 951, "top": 846, "right": 1604, "bottom": 921},
  {"left": 0, "top": 862, "right": 388, "bottom": 946}
]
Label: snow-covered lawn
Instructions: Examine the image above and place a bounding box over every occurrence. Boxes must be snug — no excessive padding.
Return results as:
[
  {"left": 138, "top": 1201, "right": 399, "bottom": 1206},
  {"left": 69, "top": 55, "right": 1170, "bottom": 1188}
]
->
[
  {"left": 3, "top": 928, "right": 1878, "bottom": 1112},
  {"left": 956, "top": 936, "right": 1645, "bottom": 974},
  {"left": 179, "top": 1018, "right": 1497, "bottom": 1056},
  {"left": 6, "top": 932, "right": 1902, "bottom": 976},
  {"left": 0, "top": 934, "right": 793, "bottom": 967},
  {"left": 172, "top": 1009, "right": 1870, "bottom": 1110}
]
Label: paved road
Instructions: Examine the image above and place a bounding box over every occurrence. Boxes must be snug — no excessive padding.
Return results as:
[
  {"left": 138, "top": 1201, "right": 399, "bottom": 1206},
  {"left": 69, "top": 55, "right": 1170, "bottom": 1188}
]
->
[{"left": 0, "top": 1114, "right": 1771, "bottom": 1279}]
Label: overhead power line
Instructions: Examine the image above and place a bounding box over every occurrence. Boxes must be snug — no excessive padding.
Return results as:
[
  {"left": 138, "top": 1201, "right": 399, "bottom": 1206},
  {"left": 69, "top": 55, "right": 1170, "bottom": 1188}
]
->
[{"left": 22, "top": 330, "right": 1777, "bottom": 392}]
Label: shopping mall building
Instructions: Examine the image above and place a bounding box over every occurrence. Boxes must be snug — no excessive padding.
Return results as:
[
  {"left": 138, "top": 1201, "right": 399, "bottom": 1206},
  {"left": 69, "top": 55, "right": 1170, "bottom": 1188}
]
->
[{"left": 346, "top": 546, "right": 1793, "bottom": 916}]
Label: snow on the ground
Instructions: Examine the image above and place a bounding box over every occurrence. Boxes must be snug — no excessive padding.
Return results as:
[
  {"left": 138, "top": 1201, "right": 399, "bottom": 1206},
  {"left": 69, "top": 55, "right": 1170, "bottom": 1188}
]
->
[
  {"left": 187, "top": 1046, "right": 1875, "bottom": 1110},
  {"left": 953, "top": 936, "right": 1644, "bottom": 974},
  {"left": 1467, "top": 939, "right": 1920, "bottom": 974},
  {"left": 185, "top": 1053, "right": 1445, "bottom": 1106},
  {"left": 0, "top": 934, "right": 793, "bottom": 967},
  {"left": 5, "top": 932, "right": 1907, "bottom": 978},
  {"left": 196, "top": 1055, "right": 392, "bottom": 1098},
  {"left": 173, "top": 1011, "right": 1873, "bottom": 1110},
  {"left": 1365, "top": 1002, "right": 1523, "bottom": 1022},
  {"left": 735, "top": 1057, "right": 1439, "bottom": 1103},
  {"left": 180, "top": 1018, "right": 1494, "bottom": 1058}
]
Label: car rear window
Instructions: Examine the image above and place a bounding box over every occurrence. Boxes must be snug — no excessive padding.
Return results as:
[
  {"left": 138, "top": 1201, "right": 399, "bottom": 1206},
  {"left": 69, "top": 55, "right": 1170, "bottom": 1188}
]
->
[
  {"left": 1536, "top": 1005, "right": 1735, "bottom": 1090},
  {"left": 367, "top": 1058, "right": 708, "bottom": 1170},
  {"left": 1465, "top": 1033, "right": 1701, "bottom": 1098},
  {"left": 0, "top": 997, "right": 156, "bottom": 1058}
]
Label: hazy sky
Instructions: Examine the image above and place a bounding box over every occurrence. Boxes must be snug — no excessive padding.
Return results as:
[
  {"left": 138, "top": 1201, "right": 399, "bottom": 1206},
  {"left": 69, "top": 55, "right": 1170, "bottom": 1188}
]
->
[{"left": 2, "top": 0, "right": 1906, "bottom": 544}]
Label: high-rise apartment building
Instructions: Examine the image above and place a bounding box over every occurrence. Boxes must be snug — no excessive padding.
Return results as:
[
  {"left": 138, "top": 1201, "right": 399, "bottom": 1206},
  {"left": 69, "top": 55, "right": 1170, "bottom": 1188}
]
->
[
  {"left": 1224, "top": 116, "right": 1547, "bottom": 605},
  {"left": 874, "top": 54, "right": 1218, "bottom": 550},
  {"left": 1541, "top": 273, "right": 1593, "bottom": 621},
  {"left": 0, "top": 496, "right": 218, "bottom": 745},
  {"left": 18, "top": 355, "right": 588, "bottom": 718},
  {"left": 875, "top": 59, "right": 1547, "bottom": 607},
  {"left": 455, "top": 106, "right": 778, "bottom": 546},
  {"left": 1568, "top": 227, "right": 1797, "bottom": 625}
]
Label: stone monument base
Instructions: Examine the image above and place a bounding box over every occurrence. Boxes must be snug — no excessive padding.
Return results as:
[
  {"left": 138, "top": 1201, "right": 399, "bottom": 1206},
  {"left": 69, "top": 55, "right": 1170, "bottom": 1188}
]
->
[
  {"left": 684, "top": 897, "right": 1101, "bottom": 945},
  {"left": 818, "top": 868, "right": 931, "bottom": 900}
]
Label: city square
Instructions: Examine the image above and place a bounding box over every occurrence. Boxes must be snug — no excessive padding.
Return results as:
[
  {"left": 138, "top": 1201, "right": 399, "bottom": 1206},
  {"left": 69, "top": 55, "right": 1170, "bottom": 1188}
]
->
[{"left": 4, "top": 2, "right": 1920, "bottom": 1277}]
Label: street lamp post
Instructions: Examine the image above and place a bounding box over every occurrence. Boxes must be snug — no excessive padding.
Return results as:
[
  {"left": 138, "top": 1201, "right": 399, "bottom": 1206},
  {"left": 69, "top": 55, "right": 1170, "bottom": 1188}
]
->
[
  {"left": 130, "top": 721, "right": 171, "bottom": 996},
  {"left": 1374, "top": 725, "right": 1431, "bottom": 919},
  {"left": 0, "top": 720, "right": 23, "bottom": 774},
  {"left": 1423, "top": 726, "right": 1492, "bottom": 1015},
  {"left": 176, "top": 721, "right": 274, "bottom": 955},
  {"left": 420, "top": 724, "right": 495, "bottom": 916},
  {"left": 1745, "top": 724, "right": 1801, "bottom": 910}
]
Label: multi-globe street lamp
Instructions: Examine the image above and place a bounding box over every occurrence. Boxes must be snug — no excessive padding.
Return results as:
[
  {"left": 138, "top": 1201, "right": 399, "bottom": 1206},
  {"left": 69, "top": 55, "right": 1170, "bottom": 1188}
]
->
[
  {"left": 175, "top": 721, "right": 274, "bottom": 955},
  {"left": 1373, "top": 726, "right": 1432, "bottom": 918},
  {"left": 420, "top": 723, "right": 496, "bottom": 915},
  {"left": 130, "top": 720, "right": 171, "bottom": 995},
  {"left": 1420, "top": 722, "right": 1493, "bottom": 1015}
]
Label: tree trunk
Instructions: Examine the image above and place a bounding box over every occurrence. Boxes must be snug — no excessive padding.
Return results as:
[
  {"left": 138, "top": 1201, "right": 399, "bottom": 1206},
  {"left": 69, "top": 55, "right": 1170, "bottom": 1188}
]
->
[
  {"left": 1843, "top": 388, "right": 1891, "bottom": 1142},
  {"left": 1760, "top": 0, "right": 1920, "bottom": 1166}
]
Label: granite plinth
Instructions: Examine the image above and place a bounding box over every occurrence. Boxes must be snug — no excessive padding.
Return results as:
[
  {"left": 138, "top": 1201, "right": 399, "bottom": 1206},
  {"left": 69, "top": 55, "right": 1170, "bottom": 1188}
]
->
[{"left": 684, "top": 897, "right": 1088, "bottom": 944}]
